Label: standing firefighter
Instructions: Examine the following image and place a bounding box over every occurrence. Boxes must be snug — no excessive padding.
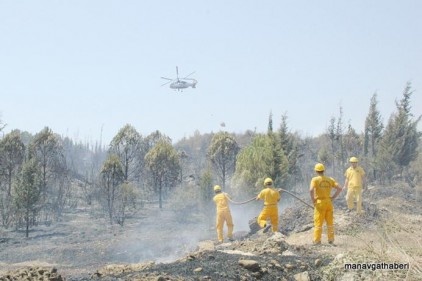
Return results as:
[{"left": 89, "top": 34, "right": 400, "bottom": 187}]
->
[
  {"left": 256, "top": 178, "right": 281, "bottom": 233},
  {"left": 343, "top": 157, "right": 366, "bottom": 214},
  {"left": 213, "top": 185, "right": 234, "bottom": 243},
  {"left": 310, "top": 163, "right": 342, "bottom": 245}
]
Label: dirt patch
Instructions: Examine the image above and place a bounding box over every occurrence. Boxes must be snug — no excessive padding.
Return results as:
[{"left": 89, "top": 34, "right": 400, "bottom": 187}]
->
[
  {"left": 1, "top": 182, "right": 421, "bottom": 280},
  {"left": 0, "top": 207, "right": 211, "bottom": 277}
]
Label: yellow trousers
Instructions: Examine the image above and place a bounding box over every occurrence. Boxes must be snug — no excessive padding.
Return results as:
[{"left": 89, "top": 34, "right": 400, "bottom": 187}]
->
[
  {"left": 257, "top": 205, "right": 279, "bottom": 232},
  {"left": 346, "top": 187, "right": 362, "bottom": 213},
  {"left": 313, "top": 198, "right": 334, "bottom": 243},
  {"left": 216, "top": 208, "right": 233, "bottom": 242}
]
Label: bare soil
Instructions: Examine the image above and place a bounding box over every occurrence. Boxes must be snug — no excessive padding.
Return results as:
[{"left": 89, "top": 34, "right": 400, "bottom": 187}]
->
[
  {"left": 1, "top": 182, "right": 421, "bottom": 281},
  {"left": 0, "top": 206, "right": 212, "bottom": 278}
]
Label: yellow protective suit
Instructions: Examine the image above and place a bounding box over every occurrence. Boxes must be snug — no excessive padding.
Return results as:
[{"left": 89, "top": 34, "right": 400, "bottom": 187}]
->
[
  {"left": 310, "top": 175, "right": 338, "bottom": 243},
  {"left": 344, "top": 166, "right": 365, "bottom": 213},
  {"left": 213, "top": 192, "right": 234, "bottom": 242},
  {"left": 256, "top": 187, "right": 280, "bottom": 232}
]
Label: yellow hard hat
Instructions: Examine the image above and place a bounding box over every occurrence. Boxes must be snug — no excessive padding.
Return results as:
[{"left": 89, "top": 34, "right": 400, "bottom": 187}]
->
[
  {"left": 349, "top": 157, "right": 359, "bottom": 163},
  {"left": 314, "top": 163, "right": 325, "bottom": 172},
  {"left": 213, "top": 185, "right": 222, "bottom": 191},
  {"left": 264, "top": 178, "right": 273, "bottom": 186}
]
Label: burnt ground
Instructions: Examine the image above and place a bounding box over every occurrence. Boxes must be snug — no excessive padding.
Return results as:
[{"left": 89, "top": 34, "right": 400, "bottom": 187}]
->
[{"left": 1, "top": 182, "right": 422, "bottom": 281}]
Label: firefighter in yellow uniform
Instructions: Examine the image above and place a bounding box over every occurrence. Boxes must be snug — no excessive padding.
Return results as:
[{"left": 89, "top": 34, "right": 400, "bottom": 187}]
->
[
  {"left": 256, "top": 178, "right": 281, "bottom": 233},
  {"left": 310, "top": 163, "right": 342, "bottom": 244},
  {"left": 343, "top": 157, "right": 366, "bottom": 214},
  {"left": 213, "top": 185, "right": 234, "bottom": 243}
]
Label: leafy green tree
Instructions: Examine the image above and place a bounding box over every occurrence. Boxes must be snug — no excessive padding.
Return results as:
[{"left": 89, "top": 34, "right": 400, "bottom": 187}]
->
[
  {"left": 142, "top": 130, "right": 173, "bottom": 186},
  {"left": 100, "top": 154, "right": 125, "bottom": 224},
  {"left": 109, "top": 124, "right": 144, "bottom": 182},
  {"left": 0, "top": 130, "right": 25, "bottom": 226},
  {"left": 145, "top": 139, "right": 181, "bottom": 209},
  {"left": 265, "top": 113, "right": 291, "bottom": 187},
  {"left": 13, "top": 158, "right": 42, "bottom": 238},
  {"left": 29, "top": 127, "right": 68, "bottom": 221},
  {"left": 364, "top": 93, "right": 384, "bottom": 157},
  {"left": 377, "top": 82, "right": 421, "bottom": 180},
  {"left": 0, "top": 130, "right": 25, "bottom": 196},
  {"left": 29, "top": 127, "right": 63, "bottom": 195},
  {"left": 232, "top": 134, "right": 287, "bottom": 193},
  {"left": 278, "top": 114, "right": 302, "bottom": 187},
  {"left": 364, "top": 93, "right": 384, "bottom": 180},
  {"left": 207, "top": 132, "right": 239, "bottom": 189}
]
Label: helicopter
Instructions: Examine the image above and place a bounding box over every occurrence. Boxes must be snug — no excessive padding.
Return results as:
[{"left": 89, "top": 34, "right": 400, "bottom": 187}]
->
[{"left": 161, "top": 66, "right": 197, "bottom": 91}]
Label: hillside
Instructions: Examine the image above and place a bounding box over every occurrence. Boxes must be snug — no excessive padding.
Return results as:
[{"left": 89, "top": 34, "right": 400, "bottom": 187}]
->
[{"left": 0, "top": 181, "right": 421, "bottom": 281}]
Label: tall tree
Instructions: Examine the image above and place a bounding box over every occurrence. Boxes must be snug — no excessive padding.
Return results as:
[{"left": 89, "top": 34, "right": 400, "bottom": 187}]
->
[
  {"left": 145, "top": 139, "right": 181, "bottom": 209},
  {"left": 325, "top": 107, "right": 344, "bottom": 178},
  {"left": 109, "top": 124, "right": 143, "bottom": 182},
  {"left": 29, "top": 127, "right": 68, "bottom": 221},
  {"left": 0, "top": 130, "right": 25, "bottom": 196},
  {"left": 142, "top": 130, "right": 172, "bottom": 186},
  {"left": 207, "top": 132, "right": 239, "bottom": 189},
  {"left": 326, "top": 116, "right": 337, "bottom": 175},
  {"left": 267, "top": 111, "right": 273, "bottom": 134},
  {"left": 100, "top": 154, "right": 125, "bottom": 224},
  {"left": 232, "top": 134, "right": 287, "bottom": 193},
  {"left": 336, "top": 106, "right": 345, "bottom": 167},
  {"left": 377, "top": 82, "right": 421, "bottom": 179},
  {"left": 29, "top": 127, "right": 62, "bottom": 196},
  {"left": 13, "top": 158, "right": 42, "bottom": 238},
  {"left": 0, "top": 130, "right": 25, "bottom": 226},
  {"left": 278, "top": 114, "right": 302, "bottom": 187},
  {"left": 364, "top": 93, "right": 383, "bottom": 180}
]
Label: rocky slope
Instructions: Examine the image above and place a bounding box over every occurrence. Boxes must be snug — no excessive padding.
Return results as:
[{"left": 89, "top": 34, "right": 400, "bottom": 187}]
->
[{"left": 1, "top": 182, "right": 421, "bottom": 281}]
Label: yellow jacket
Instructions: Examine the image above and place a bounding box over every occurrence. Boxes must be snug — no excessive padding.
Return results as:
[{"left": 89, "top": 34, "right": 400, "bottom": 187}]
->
[
  {"left": 310, "top": 176, "right": 339, "bottom": 199},
  {"left": 344, "top": 166, "right": 365, "bottom": 188},
  {"left": 213, "top": 192, "right": 230, "bottom": 211},
  {"left": 257, "top": 187, "right": 280, "bottom": 206}
]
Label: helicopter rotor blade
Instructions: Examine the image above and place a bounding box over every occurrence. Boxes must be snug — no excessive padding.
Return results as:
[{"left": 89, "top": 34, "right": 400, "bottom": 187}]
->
[
  {"left": 161, "top": 77, "right": 173, "bottom": 81},
  {"left": 176, "top": 66, "right": 180, "bottom": 81},
  {"left": 161, "top": 80, "right": 172, "bottom": 86},
  {"left": 183, "top": 71, "right": 196, "bottom": 79}
]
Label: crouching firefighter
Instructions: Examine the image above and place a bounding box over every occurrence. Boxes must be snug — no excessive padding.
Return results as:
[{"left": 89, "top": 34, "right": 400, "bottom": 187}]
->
[{"left": 256, "top": 178, "right": 281, "bottom": 233}]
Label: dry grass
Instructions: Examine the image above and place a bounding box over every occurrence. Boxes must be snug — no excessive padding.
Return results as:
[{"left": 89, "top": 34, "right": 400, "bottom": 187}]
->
[{"left": 349, "top": 215, "right": 422, "bottom": 280}]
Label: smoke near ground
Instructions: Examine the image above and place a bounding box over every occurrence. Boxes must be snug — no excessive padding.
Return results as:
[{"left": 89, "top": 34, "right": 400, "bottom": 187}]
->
[
  {"left": 107, "top": 207, "right": 212, "bottom": 264},
  {"left": 0, "top": 205, "right": 214, "bottom": 276}
]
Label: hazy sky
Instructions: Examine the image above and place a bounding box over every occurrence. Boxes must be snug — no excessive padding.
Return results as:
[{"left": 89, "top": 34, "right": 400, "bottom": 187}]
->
[{"left": 1, "top": 1, "right": 421, "bottom": 145}]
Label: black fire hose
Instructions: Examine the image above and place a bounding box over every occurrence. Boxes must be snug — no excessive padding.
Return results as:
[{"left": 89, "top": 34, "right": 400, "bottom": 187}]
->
[
  {"left": 227, "top": 188, "right": 313, "bottom": 209},
  {"left": 227, "top": 197, "right": 257, "bottom": 205},
  {"left": 276, "top": 188, "right": 314, "bottom": 209}
]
